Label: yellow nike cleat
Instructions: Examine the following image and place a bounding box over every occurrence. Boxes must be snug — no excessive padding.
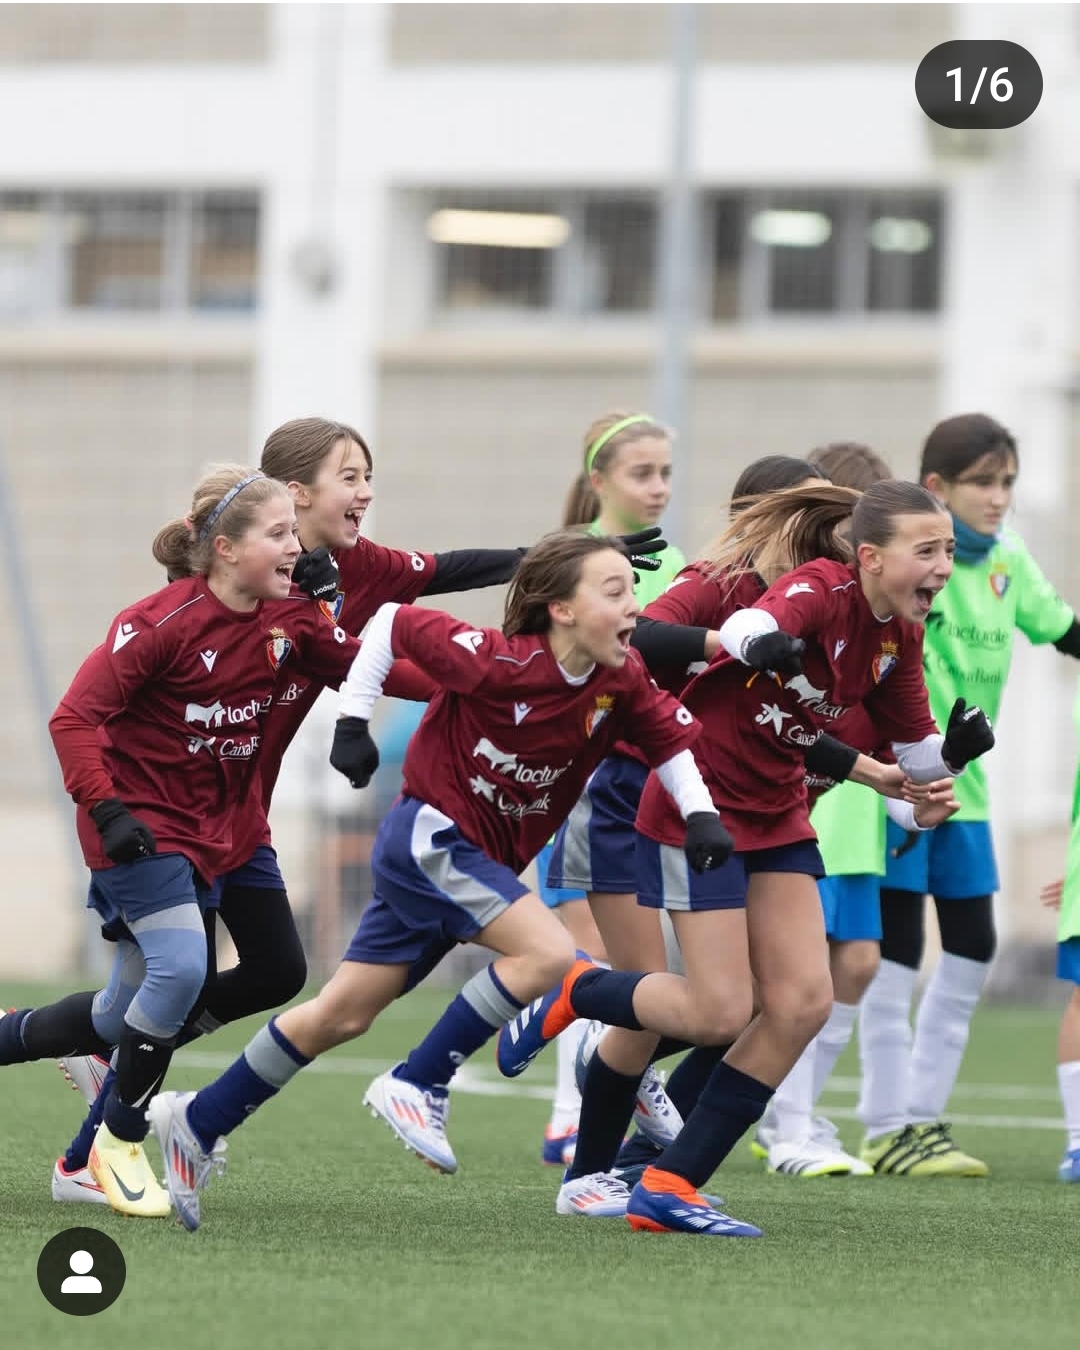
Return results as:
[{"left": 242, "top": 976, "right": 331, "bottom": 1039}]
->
[
  {"left": 859, "top": 1121, "right": 990, "bottom": 1177},
  {"left": 89, "top": 1124, "right": 173, "bottom": 1217}
]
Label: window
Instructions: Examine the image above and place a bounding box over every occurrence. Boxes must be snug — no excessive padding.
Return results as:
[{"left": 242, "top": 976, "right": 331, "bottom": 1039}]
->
[
  {"left": 0, "top": 192, "right": 50, "bottom": 317},
  {"left": 431, "top": 196, "right": 561, "bottom": 312},
  {"left": 67, "top": 193, "right": 168, "bottom": 310},
  {"left": 865, "top": 191, "right": 942, "bottom": 313},
  {"left": 192, "top": 192, "right": 259, "bottom": 311},
  {"left": 581, "top": 197, "right": 656, "bottom": 312}
]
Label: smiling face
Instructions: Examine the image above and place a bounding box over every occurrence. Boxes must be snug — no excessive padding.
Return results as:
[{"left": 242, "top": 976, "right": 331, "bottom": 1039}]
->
[
  {"left": 214, "top": 493, "right": 302, "bottom": 606},
  {"left": 926, "top": 449, "right": 1017, "bottom": 536},
  {"left": 591, "top": 435, "right": 673, "bottom": 533},
  {"left": 548, "top": 547, "right": 640, "bottom": 674},
  {"left": 858, "top": 509, "right": 955, "bottom": 623},
  {"left": 292, "top": 437, "right": 374, "bottom": 552}
]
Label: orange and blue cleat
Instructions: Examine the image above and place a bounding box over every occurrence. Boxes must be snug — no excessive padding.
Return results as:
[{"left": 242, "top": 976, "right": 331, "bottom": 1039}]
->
[
  {"left": 496, "top": 953, "right": 595, "bottom": 1078},
  {"left": 541, "top": 1124, "right": 578, "bottom": 1166},
  {"left": 626, "top": 1167, "right": 762, "bottom": 1237}
]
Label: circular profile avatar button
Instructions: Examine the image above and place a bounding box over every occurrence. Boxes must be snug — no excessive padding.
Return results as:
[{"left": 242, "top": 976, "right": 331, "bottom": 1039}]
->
[{"left": 37, "top": 1227, "right": 126, "bottom": 1315}]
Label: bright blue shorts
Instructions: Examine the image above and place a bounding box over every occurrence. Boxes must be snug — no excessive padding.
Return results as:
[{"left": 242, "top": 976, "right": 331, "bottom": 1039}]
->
[
  {"left": 89, "top": 852, "right": 214, "bottom": 930},
  {"left": 818, "top": 873, "right": 882, "bottom": 942},
  {"left": 344, "top": 795, "right": 530, "bottom": 989},
  {"left": 1057, "top": 937, "right": 1080, "bottom": 985},
  {"left": 548, "top": 754, "right": 648, "bottom": 894},
  {"left": 636, "top": 836, "right": 825, "bottom": 913},
  {"left": 206, "top": 844, "right": 285, "bottom": 907},
  {"left": 884, "top": 819, "right": 999, "bottom": 899},
  {"left": 535, "top": 841, "right": 586, "bottom": 910}
]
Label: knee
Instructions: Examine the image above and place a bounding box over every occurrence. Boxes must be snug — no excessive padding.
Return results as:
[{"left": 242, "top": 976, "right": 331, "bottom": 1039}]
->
[
  {"left": 531, "top": 931, "right": 579, "bottom": 992},
  {"left": 832, "top": 942, "right": 880, "bottom": 1003},
  {"left": 687, "top": 989, "right": 754, "bottom": 1046},
  {"left": 263, "top": 947, "right": 308, "bottom": 1006},
  {"left": 170, "top": 943, "right": 210, "bottom": 1009},
  {"left": 760, "top": 976, "right": 833, "bottom": 1041}
]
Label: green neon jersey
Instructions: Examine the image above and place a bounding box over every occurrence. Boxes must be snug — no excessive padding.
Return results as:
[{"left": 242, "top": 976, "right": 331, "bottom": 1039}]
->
[
  {"left": 1058, "top": 680, "right": 1080, "bottom": 944},
  {"left": 922, "top": 529, "right": 1072, "bottom": 821},
  {"left": 810, "top": 779, "right": 887, "bottom": 877},
  {"left": 587, "top": 520, "right": 686, "bottom": 607}
]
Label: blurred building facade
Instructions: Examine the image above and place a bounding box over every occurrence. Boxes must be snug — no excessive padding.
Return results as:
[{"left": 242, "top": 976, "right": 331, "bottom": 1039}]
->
[{"left": 0, "top": 3, "right": 1076, "bottom": 974}]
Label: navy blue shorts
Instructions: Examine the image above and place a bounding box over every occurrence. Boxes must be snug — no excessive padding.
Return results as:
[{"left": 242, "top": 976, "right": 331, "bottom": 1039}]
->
[
  {"left": 818, "top": 873, "right": 882, "bottom": 942},
  {"left": 884, "top": 819, "right": 999, "bottom": 898},
  {"left": 206, "top": 843, "right": 286, "bottom": 907},
  {"left": 637, "top": 836, "right": 825, "bottom": 912},
  {"left": 344, "top": 796, "right": 530, "bottom": 989},
  {"left": 89, "top": 852, "right": 214, "bottom": 931},
  {"left": 548, "top": 754, "right": 649, "bottom": 894}
]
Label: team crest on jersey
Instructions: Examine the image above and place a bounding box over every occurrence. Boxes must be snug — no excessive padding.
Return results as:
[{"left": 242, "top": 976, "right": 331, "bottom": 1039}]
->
[
  {"left": 988, "top": 565, "right": 1010, "bottom": 599},
  {"left": 266, "top": 626, "right": 293, "bottom": 671},
  {"left": 318, "top": 591, "right": 345, "bottom": 624},
  {"left": 872, "top": 640, "right": 898, "bottom": 684},
  {"left": 586, "top": 694, "right": 615, "bottom": 737}
]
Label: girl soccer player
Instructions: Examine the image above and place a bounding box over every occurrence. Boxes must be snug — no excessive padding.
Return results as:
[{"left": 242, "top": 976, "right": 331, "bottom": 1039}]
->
[
  {"left": 145, "top": 529, "right": 733, "bottom": 1231},
  {"left": 1040, "top": 675, "right": 1080, "bottom": 1182},
  {"left": 538, "top": 411, "right": 689, "bottom": 1166},
  {"left": 0, "top": 465, "right": 390, "bottom": 1217},
  {"left": 497, "top": 480, "right": 995, "bottom": 1236},
  {"left": 857, "top": 413, "right": 1080, "bottom": 1177}
]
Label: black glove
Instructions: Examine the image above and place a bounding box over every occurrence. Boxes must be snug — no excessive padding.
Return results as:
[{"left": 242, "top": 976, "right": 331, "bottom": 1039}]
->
[
  {"left": 614, "top": 526, "right": 667, "bottom": 577},
  {"left": 89, "top": 799, "right": 157, "bottom": 864},
  {"left": 292, "top": 547, "right": 340, "bottom": 603},
  {"left": 329, "top": 716, "right": 380, "bottom": 789},
  {"left": 683, "top": 811, "right": 734, "bottom": 873},
  {"left": 941, "top": 697, "right": 995, "bottom": 772},
  {"left": 743, "top": 630, "right": 805, "bottom": 677}
]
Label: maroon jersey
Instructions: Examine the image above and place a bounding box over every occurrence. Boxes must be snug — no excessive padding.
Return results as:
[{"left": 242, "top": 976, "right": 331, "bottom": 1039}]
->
[
  {"left": 49, "top": 577, "right": 365, "bottom": 880},
  {"left": 225, "top": 538, "right": 437, "bottom": 864},
  {"left": 642, "top": 563, "right": 766, "bottom": 696},
  {"left": 388, "top": 607, "right": 701, "bottom": 873},
  {"left": 636, "top": 558, "right": 937, "bottom": 851}
]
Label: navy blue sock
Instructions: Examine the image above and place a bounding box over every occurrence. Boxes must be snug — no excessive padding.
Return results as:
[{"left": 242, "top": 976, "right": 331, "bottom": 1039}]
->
[
  {"left": 614, "top": 1130, "right": 663, "bottom": 1171},
  {"left": 567, "top": 969, "right": 645, "bottom": 1031},
  {"left": 187, "top": 1017, "right": 310, "bottom": 1153},
  {"left": 0, "top": 1008, "right": 32, "bottom": 1063},
  {"left": 399, "top": 966, "right": 524, "bottom": 1091},
  {"left": 663, "top": 1044, "right": 729, "bottom": 1117},
  {"left": 652, "top": 1036, "right": 693, "bottom": 1061},
  {"left": 567, "top": 1052, "right": 642, "bottom": 1180},
  {"left": 653, "top": 1060, "right": 773, "bottom": 1189},
  {"left": 65, "top": 1069, "right": 114, "bottom": 1170}
]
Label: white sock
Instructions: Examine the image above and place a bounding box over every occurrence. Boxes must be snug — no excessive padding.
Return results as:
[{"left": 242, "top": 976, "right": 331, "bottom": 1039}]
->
[
  {"left": 549, "top": 1019, "right": 587, "bottom": 1133},
  {"left": 770, "top": 1040, "right": 816, "bottom": 1144},
  {"left": 908, "top": 952, "right": 991, "bottom": 1124},
  {"left": 856, "top": 959, "right": 917, "bottom": 1139},
  {"left": 1057, "top": 1061, "right": 1080, "bottom": 1151},
  {"left": 811, "top": 1001, "right": 858, "bottom": 1107}
]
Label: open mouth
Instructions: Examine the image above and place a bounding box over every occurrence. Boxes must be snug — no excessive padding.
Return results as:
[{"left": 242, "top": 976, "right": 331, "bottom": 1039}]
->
[
  {"left": 277, "top": 563, "right": 296, "bottom": 582},
  {"left": 344, "top": 509, "right": 364, "bottom": 533},
  {"left": 615, "top": 626, "right": 634, "bottom": 654},
  {"left": 913, "top": 585, "right": 940, "bottom": 613}
]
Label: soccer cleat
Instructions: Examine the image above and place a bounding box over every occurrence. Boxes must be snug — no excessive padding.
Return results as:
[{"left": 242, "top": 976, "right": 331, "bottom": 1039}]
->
[
  {"left": 626, "top": 1168, "right": 762, "bottom": 1237},
  {"left": 574, "top": 1018, "right": 683, "bottom": 1147},
  {"left": 555, "top": 1170, "right": 631, "bottom": 1218},
  {"left": 859, "top": 1121, "right": 990, "bottom": 1177},
  {"left": 1058, "top": 1147, "right": 1080, "bottom": 1182},
  {"left": 363, "top": 1066, "right": 457, "bottom": 1174},
  {"left": 496, "top": 954, "right": 596, "bottom": 1078},
  {"left": 752, "top": 1116, "right": 872, "bottom": 1177},
  {"left": 52, "top": 1156, "right": 109, "bottom": 1205},
  {"left": 58, "top": 1054, "right": 111, "bottom": 1106},
  {"left": 541, "top": 1123, "right": 578, "bottom": 1166},
  {"left": 88, "top": 1122, "right": 173, "bottom": 1218},
  {"left": 146, "top": 1091, "right": 227, "bottom": 1232}
]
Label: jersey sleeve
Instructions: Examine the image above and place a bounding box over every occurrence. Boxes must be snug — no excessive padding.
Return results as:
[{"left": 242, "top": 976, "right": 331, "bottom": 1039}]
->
[
  {"left": 1010, "top": 537, "right": 1073, "bottom": 645},
  {"left": 615, "top": 655, "right": 701, "bottom": 766},
  {"left": 862, "top": 627, "right": 938, "bottom": 743},
  {"left": 642, "top": 567, "right": 721, "bottom": 626},
  {"left": 752, "top": 564, "right": 834, "bottom": 639},
  {"left": 337, "top": 538, "right": 437, "bottom": 610},
  {"left": 388, "top": 607, "right": 502, "bottom": 695}
]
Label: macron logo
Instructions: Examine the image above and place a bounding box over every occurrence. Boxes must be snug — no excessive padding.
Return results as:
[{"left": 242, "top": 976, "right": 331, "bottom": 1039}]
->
[
  {"left": 785, "top": 582, "right": 815, "bottom": 599},
  {"left": 452, "top": 630, "right": 485, "bottom": 653},
  {"left": 513, "top": 702, "right": 531, "bottom": 725},
  {"left": 112, "top": 622, "right": 138, "bottom": 653},
  {"left": 834, "top": 638, "right": 847, "bottom": 658},
  {"left": 200, "top": 649, "right": 218, "bottom": 673}
]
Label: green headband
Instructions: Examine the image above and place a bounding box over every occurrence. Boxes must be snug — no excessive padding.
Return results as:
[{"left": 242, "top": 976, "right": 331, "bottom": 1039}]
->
[{"left": 584, "top": 414, "right": 655, "bottom": 473}]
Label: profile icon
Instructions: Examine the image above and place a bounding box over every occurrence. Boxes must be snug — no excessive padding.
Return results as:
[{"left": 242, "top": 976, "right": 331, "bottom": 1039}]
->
[
  {"left": 60, "top": 1249, "right": 103, "bottom": 1295},
  {"left": 37, "top": 1227, "right": 126, "bottom": 1315}
]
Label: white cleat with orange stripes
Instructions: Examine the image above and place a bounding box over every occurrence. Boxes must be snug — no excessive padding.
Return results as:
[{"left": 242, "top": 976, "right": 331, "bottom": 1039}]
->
[
  {"left": 555, "top": 1170, "right": 631, "bottom": 1218},
  {"left": 363, "top": 1065, "right": 458, "bottom": 1175}
]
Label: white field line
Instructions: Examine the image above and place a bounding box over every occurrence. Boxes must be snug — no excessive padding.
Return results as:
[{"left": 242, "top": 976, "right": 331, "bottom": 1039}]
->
[{"left": 173, "top": 1050, "right": 1067, "bottom": 1130}]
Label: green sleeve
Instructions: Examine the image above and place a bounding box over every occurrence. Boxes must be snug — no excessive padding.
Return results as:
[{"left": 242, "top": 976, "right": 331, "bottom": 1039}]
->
[
  {"left": 634, "top": 544, "right": 687, "bottom": 608},
  {"left": 1010, "top": 535, "right": 1073, "bottom": 646}
]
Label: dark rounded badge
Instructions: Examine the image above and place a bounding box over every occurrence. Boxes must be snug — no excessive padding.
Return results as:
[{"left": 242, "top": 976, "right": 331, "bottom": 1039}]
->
[
  {"left": 916, "top": 41, "right": 1042, "bottom": 130},
  {"left": 37, "top": 1227, "right": 127, "bottom": 1315}
]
